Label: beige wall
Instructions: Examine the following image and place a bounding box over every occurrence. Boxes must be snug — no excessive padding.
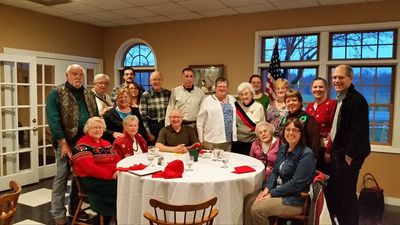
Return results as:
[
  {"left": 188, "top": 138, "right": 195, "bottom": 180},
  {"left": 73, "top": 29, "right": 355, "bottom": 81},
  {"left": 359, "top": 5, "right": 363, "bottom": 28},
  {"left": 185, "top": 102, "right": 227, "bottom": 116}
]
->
[
  {"left": 103, "top": 0, "right": 400, "bottom": 200},
  {"left": 0, "top": 4, "right": 103, "bottom": 58},
  {"left": 1, "top": 1, "right": 399, "bottom": 200}
]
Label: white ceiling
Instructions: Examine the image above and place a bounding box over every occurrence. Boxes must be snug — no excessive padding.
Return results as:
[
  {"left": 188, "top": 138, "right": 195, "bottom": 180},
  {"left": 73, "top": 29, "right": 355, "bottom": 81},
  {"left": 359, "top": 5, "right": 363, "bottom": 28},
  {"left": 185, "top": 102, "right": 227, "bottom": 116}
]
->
[{"left": 0, "top": 0, "right": 381, "bottom": 27}]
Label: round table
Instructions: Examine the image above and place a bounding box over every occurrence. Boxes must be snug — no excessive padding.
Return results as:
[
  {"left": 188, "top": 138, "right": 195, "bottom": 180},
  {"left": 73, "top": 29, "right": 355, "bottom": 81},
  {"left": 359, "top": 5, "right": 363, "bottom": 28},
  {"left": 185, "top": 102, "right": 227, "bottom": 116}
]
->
[{"left": 116, "top": 152, "right": 265, "bottom": 225}]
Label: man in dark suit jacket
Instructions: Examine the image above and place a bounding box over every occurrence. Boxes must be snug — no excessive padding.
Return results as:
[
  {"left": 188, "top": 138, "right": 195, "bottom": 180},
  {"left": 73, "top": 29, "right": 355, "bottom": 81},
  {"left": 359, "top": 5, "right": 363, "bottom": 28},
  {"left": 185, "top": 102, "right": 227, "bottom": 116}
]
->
[{"left": 326, "top": 64, "right": 371, "bottom": 225}]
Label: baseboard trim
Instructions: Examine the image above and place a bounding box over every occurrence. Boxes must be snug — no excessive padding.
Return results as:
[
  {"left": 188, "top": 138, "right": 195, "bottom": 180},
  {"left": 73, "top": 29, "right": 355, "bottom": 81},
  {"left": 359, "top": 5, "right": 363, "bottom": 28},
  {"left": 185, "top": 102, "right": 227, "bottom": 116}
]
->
[{"left": 384, "top": 196, "right": 400, "bottom": 206}]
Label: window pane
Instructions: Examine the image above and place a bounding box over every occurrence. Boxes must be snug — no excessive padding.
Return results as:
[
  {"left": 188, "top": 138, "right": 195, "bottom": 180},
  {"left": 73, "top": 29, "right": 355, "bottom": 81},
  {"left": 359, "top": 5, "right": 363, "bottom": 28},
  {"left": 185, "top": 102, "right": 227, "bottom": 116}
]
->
[
  {"left": 362, "top": 32, "right": 378, "bottom": 45},
  {"left": 379, "top": 31, "right": 394, "bottom": 44},
  {"left": 347, "top": 33, "right": 361, "bottom": 46},
  {"left": 376, "top": 67, "right": 392, "bottom": 85},
  {"left": 378, "top": 45, "right": 393, "bottom": 58},
  {"left": 376, "top": 87, "right": 391, "bottom": 104},
  {"left": 332, "top": 34, "right": 346, "bottom": 46},
  {"left": 347, "top": 46, "right": 361, "bottom": 58},
  {"left": 332, "top": 47, "right": 345, "bottom": 59},
  {"left": 359, "top": 86, "right": 375, "bottom": 103},
  {"left": 362, "top": 46, "right": 377, "bottom": 58},
  {"left": 360, "top": 67, "right": 375, "bottom": 85}
]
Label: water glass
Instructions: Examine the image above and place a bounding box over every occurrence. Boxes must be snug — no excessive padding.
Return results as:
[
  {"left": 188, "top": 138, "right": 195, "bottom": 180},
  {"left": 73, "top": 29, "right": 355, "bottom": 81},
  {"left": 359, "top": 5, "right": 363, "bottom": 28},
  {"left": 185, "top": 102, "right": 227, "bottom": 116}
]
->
[
  {"left": 212, "top": 148, "right": 221, "bottom": 161},
  {"left": 185, "top": 155, "right": 194, "bottom": 171},
  {"left": 221, "top": 152, "right": 229, "bottom": 168},
  {"left": 147, "top": 152, "right": 155, "bottom": 166}
]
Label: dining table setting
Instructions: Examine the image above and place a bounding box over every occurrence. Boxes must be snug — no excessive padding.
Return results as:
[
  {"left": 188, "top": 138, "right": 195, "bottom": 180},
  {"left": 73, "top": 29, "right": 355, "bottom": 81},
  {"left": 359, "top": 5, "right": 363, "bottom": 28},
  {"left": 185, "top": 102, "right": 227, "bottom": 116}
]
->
[{"left": 116, "top": 149, "right": 265, "bottom": 225}]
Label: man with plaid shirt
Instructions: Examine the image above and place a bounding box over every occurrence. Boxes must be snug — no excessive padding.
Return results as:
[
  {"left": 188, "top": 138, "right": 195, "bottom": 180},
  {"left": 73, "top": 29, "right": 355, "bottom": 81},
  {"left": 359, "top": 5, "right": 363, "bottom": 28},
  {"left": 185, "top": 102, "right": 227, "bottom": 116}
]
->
[{"left": 139, "top": 71, "right": 171, "bottom": 145}]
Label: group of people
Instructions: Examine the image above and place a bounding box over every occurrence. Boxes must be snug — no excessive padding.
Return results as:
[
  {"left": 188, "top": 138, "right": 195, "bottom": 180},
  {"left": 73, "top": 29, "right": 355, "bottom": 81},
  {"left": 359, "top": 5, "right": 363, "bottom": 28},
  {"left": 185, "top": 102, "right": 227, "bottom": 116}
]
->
[{"left": 46, "top": 63, "right": 370, "bottom": 225}]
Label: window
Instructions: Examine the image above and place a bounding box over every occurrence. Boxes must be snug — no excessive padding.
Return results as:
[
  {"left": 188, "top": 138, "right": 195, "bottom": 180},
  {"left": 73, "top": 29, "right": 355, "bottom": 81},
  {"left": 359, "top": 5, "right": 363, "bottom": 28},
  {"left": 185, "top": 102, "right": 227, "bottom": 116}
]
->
[
  {"left": 262, "top": 34, "right": 319, "bottom": 62},
  {"left": 123, "top": 43, "right": 156, "bottom": 91},
  {"left": 330, "top": 30, "right": 396, "bottom": 59},
  {"left": 328, "top": 66, "right": 394, "bottom": 145},
  {"left": 256, "top": 24, "right": 398, "bottom": 148}
]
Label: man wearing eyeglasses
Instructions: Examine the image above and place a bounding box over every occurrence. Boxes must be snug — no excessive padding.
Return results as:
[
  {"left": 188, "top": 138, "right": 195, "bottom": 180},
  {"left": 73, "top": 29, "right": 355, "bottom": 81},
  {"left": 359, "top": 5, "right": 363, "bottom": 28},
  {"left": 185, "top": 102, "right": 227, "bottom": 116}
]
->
[
  {"left": 92, "top": 73, "right": 113, "bottom": 116},
  {"left": 327, "top": 64, "right": 371, "bottom": 225}
]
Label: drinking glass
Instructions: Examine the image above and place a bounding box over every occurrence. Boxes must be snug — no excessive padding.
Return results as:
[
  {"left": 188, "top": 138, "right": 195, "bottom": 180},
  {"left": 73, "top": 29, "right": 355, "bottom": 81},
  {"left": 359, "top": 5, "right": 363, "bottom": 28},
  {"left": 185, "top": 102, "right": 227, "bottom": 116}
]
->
[
  {"left": 212, "top": 148, "right": 221, "bottom": 161},
  {"left": 147, "top": 152, "right": 155, "bottom": 166},
  {"left": 185, "top": 155, "right": 194, "bottom": 171},
  {"left": 221, "top": 152, "right": 229, "bottom": 168}
]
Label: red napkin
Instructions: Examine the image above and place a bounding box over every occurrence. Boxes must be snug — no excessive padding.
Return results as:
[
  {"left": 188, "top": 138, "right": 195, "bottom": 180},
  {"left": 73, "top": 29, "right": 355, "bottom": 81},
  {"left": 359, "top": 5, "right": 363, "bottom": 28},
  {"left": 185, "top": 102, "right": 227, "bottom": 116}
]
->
[
  {"left": 199, "top": 149, "right": 207, "bottom": 154},
  {"left": 232, "top": 165, "right": 256, "bottom": 174},
  {"left": 117, "top": 163, "right": 147, "bottom": 172},
  {"left": 152, "top": 160, "right": 184, "bottom": 179}
]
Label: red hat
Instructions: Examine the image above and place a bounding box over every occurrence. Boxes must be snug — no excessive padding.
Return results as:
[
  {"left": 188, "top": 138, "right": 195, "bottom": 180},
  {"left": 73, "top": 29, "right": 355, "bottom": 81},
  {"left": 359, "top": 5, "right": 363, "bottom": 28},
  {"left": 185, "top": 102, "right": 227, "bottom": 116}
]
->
[{"left": 152, "top": 160, "right": 184, "bottom": 179}]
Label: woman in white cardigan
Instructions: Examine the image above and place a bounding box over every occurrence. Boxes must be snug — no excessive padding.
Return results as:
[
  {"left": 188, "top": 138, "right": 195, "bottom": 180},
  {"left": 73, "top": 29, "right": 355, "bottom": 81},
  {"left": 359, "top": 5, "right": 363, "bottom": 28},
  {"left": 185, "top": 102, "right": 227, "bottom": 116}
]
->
[{"left": 197, "top": 77, "right": 237, "bottom": 151}]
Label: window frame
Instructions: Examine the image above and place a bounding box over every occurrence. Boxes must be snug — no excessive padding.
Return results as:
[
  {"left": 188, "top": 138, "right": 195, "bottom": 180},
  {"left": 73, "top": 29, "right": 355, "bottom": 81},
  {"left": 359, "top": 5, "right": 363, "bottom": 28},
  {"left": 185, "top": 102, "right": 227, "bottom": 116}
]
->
[
  {"left": 329, "top": 29, "right": 398, "bottom": 60},
  {"left": 254, "top": 21, "right": 400, "bottom": 154}
]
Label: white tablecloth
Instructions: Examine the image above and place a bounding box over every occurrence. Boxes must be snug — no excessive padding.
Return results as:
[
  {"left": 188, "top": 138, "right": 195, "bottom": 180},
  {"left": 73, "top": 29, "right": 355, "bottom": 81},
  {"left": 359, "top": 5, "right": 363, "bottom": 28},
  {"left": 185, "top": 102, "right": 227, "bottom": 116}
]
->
[{"left": 117, "top": 152, "right": 265, "bottom": 225}]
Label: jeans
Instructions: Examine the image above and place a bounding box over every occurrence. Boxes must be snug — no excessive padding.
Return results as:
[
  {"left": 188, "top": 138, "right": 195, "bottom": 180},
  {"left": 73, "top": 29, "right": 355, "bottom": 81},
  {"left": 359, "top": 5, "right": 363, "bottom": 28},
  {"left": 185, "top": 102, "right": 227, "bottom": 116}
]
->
[{"left": 50, "top": 145, "right": 78, "bottom": 219}]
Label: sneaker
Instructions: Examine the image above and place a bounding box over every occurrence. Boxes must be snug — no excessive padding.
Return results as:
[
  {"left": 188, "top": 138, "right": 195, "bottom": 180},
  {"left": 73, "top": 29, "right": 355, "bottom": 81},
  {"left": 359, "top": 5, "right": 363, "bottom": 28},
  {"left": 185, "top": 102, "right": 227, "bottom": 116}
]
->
[{"left": 54, "top": 217, "right": 67, "bottom": 225}]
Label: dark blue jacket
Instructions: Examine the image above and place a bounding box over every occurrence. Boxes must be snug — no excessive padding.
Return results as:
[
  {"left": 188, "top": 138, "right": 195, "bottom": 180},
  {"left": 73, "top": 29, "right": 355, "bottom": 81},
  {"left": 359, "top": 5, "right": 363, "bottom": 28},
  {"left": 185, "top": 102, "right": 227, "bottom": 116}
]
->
[
  {"left": 332, "top": 84, "right": 371, "bottom": 163},
  {"left": 265, "top": 144, "right": 316, "bottom": 206}
]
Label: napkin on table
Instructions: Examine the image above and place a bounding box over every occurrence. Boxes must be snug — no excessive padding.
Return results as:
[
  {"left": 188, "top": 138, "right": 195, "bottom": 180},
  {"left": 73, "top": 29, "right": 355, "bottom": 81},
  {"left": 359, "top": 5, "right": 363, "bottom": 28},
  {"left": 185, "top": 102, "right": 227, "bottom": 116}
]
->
[
  {"left": 117, "top": 163, "right": 147, "bottom": 172},
  {"left": 152, "top": 160, "right": 184, "bottom": 179},
  {"left": 232, "top": 165, "right": 256, "bottom": 174}
]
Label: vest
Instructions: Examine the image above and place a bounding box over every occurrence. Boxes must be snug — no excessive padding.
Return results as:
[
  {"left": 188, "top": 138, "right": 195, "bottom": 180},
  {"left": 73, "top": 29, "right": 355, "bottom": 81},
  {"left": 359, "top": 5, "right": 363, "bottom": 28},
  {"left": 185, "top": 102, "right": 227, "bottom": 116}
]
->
[{"left": 56, "top": 84, "right": 98, "bottom": 142}]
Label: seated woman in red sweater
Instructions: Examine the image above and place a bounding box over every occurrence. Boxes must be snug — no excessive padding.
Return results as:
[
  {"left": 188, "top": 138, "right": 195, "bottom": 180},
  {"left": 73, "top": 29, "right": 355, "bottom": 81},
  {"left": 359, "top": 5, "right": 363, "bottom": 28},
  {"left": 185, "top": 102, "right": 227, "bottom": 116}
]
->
[
  {"left": 113, "top": 115, "right": 148, "bottom": 159},
  {"left": 72, "top": 116, "right": 121, "bottom": 224}
]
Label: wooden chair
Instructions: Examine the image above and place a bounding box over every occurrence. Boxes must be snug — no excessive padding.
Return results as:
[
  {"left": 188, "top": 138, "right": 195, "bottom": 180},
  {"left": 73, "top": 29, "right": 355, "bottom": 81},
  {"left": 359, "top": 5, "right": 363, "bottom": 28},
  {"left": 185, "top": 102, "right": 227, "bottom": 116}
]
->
[
  {"left": 271, "top": 192, "right": 310, "bottom": 225},
  {"left": 71, "top": 176, "right": 104, "bottom": 225},
  {"left": 0, "top": 180, "right": 22, "bottom": 225},
  {"left": 143, "top": 197, "right": 219, "bottom": 225}
]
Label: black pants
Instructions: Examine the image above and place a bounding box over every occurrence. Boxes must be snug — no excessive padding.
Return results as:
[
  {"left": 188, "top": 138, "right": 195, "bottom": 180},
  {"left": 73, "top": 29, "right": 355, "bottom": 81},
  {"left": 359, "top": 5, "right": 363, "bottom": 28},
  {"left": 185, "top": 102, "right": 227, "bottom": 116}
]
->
[
  {"left": 148, "top": 119, "right": 164, "bottom": 145},
  {"left": 325, "top": 155, "right": 363, "bottom": 225},
  {"left": 231, "top": 141, "right": 252, "bottom": 156}
]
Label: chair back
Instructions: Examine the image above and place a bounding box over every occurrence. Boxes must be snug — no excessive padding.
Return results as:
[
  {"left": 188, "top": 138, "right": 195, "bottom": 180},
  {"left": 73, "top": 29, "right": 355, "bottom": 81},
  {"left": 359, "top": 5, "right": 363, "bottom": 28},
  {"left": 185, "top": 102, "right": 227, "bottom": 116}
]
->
[
  {"left": 0, "top": 180, "right": 22, "bottom": 225},
  {"left": 143, "top": 197, "right": 219, "bottom": 225}
]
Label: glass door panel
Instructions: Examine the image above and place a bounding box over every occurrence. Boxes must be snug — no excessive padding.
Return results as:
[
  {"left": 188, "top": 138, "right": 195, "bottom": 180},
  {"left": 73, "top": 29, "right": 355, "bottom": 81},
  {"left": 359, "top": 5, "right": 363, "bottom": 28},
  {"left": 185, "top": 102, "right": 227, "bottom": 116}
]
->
[{"left": 0, "top": 54, "right": 38, "bottom": 191}]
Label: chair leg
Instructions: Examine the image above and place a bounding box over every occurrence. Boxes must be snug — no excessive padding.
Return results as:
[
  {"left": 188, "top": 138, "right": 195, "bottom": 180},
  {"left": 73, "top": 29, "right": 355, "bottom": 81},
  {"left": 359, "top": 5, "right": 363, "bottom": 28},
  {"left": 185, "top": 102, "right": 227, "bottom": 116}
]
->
[
  {"left": 99, "top": 215, "right": 104, "bottom": 225},
  {"left": 71, "top": 199, "right": 84, "bottom": 225}
]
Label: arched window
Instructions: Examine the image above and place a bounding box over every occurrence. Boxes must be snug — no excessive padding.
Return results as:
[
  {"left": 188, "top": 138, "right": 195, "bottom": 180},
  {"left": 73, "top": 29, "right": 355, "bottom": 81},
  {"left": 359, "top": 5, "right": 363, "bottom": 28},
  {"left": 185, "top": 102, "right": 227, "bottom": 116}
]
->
[{"left": 122, "top": 43, "right": 156, "bottom": 91}]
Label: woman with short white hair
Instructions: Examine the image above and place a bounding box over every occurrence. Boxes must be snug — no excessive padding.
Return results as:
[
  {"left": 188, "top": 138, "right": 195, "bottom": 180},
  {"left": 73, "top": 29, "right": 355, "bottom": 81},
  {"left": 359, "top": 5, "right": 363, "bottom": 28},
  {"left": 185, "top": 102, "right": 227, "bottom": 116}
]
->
[
  {"left": 250, "top": 121, "right": 280, "bottom": 182},
  {"left": 232, "top": 82, "right": 265, "bottom": 155}
]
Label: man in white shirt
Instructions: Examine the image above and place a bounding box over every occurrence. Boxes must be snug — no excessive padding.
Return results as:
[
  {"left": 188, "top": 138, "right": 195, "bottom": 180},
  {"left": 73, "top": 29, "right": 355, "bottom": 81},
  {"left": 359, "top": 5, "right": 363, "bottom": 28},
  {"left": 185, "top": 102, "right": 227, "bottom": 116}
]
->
[{"left": 165, "top": 67, "right": 205, "bottom": 127}]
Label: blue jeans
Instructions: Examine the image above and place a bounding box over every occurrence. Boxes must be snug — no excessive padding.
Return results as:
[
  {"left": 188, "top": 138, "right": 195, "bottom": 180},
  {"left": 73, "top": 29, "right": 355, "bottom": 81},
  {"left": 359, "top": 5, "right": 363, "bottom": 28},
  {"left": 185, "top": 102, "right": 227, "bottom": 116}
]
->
[{"left": 50, "top": 145, "right": 78, "bottom": 219}]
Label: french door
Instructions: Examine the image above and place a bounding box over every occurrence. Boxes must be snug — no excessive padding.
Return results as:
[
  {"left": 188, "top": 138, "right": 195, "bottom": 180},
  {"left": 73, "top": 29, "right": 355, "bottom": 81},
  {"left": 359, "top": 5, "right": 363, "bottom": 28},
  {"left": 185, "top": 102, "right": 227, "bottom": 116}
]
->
[
  {"left": 0, "top": 49, "right": 102, "bottom": 191},
  {"left": 0, "top": 53, "right": 38, "bottom": 190}
]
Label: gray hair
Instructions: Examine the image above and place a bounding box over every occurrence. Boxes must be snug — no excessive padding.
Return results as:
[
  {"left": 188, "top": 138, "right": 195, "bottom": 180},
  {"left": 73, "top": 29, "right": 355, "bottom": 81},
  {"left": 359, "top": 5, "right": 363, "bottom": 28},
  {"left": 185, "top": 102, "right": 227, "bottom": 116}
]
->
[
  {"left": 335, "top": 64, "right": 354, "bottom": 79},
  {"left": 65, "top": 64, "right": 85, "bottom": 76},
  {"left": 83, "top": 117, "right": 106, "bottom": 133},
  {"left": 237, "top": 82, "right": 255, "bottom": 98},
  {"left": 122, "top": 115, "right": 139, "bottom": 127},
  {"left": 255, "top": 121, "right": 274, "bottom": 137},
  {"left": 93, "top": 73, "right": 110, "bottom": 83}
]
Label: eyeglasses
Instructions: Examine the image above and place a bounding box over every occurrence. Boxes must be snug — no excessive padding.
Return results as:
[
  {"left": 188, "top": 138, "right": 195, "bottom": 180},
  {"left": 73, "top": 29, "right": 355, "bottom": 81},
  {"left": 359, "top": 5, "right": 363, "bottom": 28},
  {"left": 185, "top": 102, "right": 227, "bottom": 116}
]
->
[
  {"left": 95, "top": 82, "right": 109, "bottom": 86},
  {"left": 285, "top": 127, "right": 300, "bottom": 133}
]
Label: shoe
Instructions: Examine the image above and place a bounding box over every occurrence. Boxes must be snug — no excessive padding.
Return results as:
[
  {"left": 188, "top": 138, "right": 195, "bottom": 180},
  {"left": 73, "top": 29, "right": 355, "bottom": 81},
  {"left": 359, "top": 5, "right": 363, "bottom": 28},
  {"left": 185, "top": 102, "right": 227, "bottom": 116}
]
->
[
  {"left": 79, "top": 211, "right": 90, "bottom": 220},
  {"left": 54, "top": 217, "right": 67, "bottom": 225}
]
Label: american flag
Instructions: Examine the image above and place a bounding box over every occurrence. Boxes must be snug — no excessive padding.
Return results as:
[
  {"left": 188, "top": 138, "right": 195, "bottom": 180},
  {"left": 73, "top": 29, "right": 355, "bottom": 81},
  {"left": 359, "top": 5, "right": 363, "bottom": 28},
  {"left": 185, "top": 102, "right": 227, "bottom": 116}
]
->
[{"left": 265, "top": 41, "right": 282, "bottom": 101}]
